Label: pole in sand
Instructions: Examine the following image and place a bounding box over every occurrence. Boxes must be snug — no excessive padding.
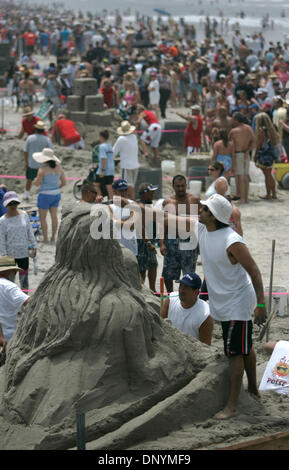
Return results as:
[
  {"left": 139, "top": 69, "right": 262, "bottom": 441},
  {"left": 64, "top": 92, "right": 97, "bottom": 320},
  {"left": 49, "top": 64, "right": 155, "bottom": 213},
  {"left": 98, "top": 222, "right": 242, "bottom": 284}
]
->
[
  {"left": 266, "top": 240, "right": 276, "bottom": 342},
  {"left": 76, "top": 411, "right": 86, "bottom": 450},
  {"left": 160, "top": 276, "right": 164, "bottom": 313},
  {"left": 258, "top": 240, "right": 276, "bottom": 342}
]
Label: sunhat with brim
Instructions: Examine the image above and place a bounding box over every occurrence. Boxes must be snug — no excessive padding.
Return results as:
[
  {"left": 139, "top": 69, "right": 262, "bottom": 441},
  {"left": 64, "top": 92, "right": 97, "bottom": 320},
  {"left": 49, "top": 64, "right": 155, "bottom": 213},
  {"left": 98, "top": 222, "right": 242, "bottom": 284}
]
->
[
  {"left": 255, "top": 88, "right": 268, "bottom": 96},
  {"left": 3, "top": 191, "right": 21, "bottom": 207},
  {"left": 200, "top": 194, "right": 232, "bottom": 225},
  {"left": 116, "top": 121, "right": 136, "bottom": 136},
  {"left": 34, "top": 120, "right": 46, "bottom": 130},
  {"left": 32, "top": 148, "right": 61, "bottom": 165},
  {"left": 0, "top": 256, "right": 23, "bottom": 273},
  {"left": 22, "top": 106, "right": 34, "bottom": 117},
  {"left": 191, "top": 104, "right": 201, "bottom": 112}
]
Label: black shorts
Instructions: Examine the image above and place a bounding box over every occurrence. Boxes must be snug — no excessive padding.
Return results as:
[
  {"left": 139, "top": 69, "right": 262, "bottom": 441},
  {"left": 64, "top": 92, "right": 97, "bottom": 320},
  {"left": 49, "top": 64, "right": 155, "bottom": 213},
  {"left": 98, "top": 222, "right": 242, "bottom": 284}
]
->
[
  {"left": 221, "top": 320, "right": 253, "bottom": 357},
  {"left": 94, "top": 175, "right": 114, "bottom": 185}
]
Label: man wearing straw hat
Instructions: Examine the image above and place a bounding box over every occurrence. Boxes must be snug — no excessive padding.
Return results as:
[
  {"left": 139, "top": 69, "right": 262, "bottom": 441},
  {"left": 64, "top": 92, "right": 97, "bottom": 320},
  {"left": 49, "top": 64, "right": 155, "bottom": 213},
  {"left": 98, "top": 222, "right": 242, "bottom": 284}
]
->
[
  {"left": 23, "top": 120, "right": 53, "bottom": 201},
  {"left": 0, "top": 256, "right": 31, "bottom": 352},
  {"left": 112, "top": 120, "right": 139, "bottom": 200},
  {"left": 17, "top": 106, "right": 44, "bottom": 140}
]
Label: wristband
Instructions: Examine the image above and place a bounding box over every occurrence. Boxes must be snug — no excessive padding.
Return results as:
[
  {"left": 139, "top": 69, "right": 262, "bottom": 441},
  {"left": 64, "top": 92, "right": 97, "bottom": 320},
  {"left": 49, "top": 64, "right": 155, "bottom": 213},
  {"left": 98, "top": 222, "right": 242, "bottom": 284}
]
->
[{"left": 257, "top": 303, "right": 266, "bottom": 308}]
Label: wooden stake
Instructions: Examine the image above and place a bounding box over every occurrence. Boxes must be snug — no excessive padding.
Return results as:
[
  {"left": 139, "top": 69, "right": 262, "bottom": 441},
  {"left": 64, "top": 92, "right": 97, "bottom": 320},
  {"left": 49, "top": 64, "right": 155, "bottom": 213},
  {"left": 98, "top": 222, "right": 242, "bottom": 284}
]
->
[
  {"left": 266, "top": 240, "right": 275, "bottom": 342},
  {"left": 160, "top": 276, "right": 164, "bottom": 314}
]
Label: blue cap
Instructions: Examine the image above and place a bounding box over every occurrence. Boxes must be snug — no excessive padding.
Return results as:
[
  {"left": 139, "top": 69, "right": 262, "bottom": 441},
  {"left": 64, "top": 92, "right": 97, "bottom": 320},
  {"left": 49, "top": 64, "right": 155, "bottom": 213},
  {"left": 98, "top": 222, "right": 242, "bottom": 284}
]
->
[
  {"left": 176, "top": 272, "right": 202, "bottom": 289},
  {"left": 112, "top": 179, "right": 128, "bottom": 191}
]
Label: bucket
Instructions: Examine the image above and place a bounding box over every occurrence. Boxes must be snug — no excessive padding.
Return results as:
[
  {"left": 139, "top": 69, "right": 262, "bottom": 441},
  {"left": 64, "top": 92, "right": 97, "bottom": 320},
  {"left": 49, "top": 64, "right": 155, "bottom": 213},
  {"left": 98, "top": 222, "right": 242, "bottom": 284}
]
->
[
  {"left": 264, "top": 285, "right": 289, "bottom": 317},
  {"left": 161, "top": 160, "right": 176, "bottom": 175},
  {"left": 249, "top": 182, "right": 266, "bottom": 197},
  {"left": 189, "top": 180, "right": 202, "bottom": 195}
]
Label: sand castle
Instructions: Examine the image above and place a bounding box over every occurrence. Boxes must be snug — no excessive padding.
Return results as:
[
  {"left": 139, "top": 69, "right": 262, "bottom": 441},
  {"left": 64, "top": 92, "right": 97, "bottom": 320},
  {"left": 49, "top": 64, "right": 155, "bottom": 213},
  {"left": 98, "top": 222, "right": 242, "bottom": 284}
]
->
[{"left": 0, "top": 203, "right": 238, "bottom": 450}]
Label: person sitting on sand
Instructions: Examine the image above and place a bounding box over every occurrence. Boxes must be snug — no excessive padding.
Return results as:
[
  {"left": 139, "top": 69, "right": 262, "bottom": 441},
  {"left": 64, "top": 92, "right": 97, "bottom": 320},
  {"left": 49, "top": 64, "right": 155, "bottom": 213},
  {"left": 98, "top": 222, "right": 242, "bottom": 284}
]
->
[
  {"left": 135, "top": 105, "right": 162, "bottom": 160},
  {"left": 79, "top": 181, "right": 102, "bottom": 204},
  {"left": 161, "top": 271, "right": 213, "bottom": 346},
  {"left": 259, "top": 340, "right": 289, "bottom": 396}
]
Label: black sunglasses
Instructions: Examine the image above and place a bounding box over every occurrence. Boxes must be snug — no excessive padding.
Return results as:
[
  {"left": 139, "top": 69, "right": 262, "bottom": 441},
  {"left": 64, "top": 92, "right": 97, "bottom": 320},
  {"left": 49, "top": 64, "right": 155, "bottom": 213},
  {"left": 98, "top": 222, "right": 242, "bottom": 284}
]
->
[{"left": 202, "top": 205, "right": 211, "bottom": 213}]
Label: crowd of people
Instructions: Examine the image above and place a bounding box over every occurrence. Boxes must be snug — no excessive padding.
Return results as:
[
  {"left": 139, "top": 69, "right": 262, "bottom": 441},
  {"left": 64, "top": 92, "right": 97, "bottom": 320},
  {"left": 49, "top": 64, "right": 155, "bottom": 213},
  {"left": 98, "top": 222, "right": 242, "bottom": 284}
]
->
[{"left": 0, "top": 1, "right": 289, "bottom": 423}]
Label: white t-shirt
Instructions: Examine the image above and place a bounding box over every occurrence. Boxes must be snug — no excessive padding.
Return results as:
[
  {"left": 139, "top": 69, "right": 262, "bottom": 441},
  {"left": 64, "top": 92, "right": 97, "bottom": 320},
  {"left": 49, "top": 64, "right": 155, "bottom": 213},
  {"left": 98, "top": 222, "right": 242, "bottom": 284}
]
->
[
  {"left": 113, "top": 134, "right": 139, "bottom": 170},
  {"left": 149, "top": 79, "right": 160, "bottom": 105},
  {"left": 205, "top": 176, "right": 230, "bottom": 199},
  {"left": 259, "top": 341, "right": 289, "bottom": 396},
  {"left": 168, "top": 293, "right": 210, "bottom": 339},
  {"left": 196, "top": 222, "right": 256, "bottom": 321},
  {"left": 110, "top": 200, "right": 138, "bottom": 255},
  {"left": 0, "top": 277, "right": 28, "bottom": 341}
]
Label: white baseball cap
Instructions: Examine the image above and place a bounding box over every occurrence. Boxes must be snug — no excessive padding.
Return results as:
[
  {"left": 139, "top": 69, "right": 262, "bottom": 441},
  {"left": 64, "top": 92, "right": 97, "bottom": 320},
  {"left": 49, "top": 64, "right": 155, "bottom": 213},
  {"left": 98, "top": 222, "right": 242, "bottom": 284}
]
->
[{"left": 200, "top": 194, "right": 232, "bottom": 224}]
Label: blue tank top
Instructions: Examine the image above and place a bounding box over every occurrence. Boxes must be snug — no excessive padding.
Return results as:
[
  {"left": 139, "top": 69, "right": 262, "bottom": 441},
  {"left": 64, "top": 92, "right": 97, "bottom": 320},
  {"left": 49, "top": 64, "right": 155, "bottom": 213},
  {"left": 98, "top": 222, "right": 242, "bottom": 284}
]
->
[{"left": 40, "top": 170, "right": 61, "bottom": 195}]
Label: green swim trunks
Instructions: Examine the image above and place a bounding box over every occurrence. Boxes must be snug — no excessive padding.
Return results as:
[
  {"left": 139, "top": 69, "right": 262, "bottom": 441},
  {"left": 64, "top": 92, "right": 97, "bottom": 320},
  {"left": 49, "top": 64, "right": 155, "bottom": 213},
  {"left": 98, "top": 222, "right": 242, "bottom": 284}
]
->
[{"left": 26, "top": 167, "right": 39, "bottom": 180}]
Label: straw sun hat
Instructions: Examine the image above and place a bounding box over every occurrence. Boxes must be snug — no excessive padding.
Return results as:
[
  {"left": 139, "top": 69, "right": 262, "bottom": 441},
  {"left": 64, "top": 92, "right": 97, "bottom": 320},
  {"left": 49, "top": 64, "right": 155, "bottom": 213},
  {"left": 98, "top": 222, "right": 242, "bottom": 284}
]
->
[
  {"left": 116, "top": 121, "right": 136, "bottom": 136},
  {"left": 0, "top": 256, "right": 23, "bottom": 273},
  {"left": 34, "top": 121, "right": 46, "bottom": 130},
  {"left": 22, "top": 106, "right": 34, "bottom": 117},
  {"left": 32, "top": 148, "right": 61, "bottom": 165}
]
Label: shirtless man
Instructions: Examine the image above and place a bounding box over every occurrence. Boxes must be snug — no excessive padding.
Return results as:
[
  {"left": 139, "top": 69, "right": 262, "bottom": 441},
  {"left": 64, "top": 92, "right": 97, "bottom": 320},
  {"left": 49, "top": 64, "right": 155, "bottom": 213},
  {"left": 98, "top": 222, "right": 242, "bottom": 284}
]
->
[
  {"left": 212, "top": 106, "right": 234, "bottom": 141},
  {"left": 160, "top": 174, "right": 200, "bottom": 293},
  {"left": 229, "top": 112, "right": 255, "bottom": 204}
]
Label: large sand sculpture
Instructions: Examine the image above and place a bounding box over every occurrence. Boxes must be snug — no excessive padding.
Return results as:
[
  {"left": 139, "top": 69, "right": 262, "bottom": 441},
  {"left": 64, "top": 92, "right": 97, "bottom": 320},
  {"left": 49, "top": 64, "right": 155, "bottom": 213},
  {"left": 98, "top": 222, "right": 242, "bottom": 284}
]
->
[{"left": 0, "top": 204, "right": 269, "bottom": 450}]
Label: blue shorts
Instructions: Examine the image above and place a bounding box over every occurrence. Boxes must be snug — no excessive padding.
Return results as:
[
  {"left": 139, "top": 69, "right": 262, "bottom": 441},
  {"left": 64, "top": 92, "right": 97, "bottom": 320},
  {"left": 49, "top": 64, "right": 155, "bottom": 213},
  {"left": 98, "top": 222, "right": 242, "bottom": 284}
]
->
[
  {"left": 37, "top": 193, "right": 61, "bottom": 210},
  {"left": 162, "top": 238, "right": 198, "bottom": 281}
]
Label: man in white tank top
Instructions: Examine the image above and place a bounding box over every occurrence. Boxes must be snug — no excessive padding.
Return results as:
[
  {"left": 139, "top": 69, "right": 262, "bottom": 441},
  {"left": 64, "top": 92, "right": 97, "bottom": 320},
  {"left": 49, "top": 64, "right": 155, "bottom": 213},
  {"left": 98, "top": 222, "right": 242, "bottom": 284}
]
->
[
  {"left": 197, "top": 194, "right": 267, "bottom": 419},
  {"left": 160, "top": 272, "right": 213, "bottom": 346}
]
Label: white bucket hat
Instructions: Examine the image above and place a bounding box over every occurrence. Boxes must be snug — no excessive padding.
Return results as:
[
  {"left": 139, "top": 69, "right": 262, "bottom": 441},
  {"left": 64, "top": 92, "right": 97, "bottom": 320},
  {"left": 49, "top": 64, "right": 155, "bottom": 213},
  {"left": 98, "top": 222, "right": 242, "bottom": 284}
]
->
[
  {"left": 32, "top": 148, "right": 61, "bottom": 165},
  {"left": 116, "top": 120, "right": 136, "bottom": 135},
  {"left": 200, "top": 194, "right": 232, "bottom": 224}
]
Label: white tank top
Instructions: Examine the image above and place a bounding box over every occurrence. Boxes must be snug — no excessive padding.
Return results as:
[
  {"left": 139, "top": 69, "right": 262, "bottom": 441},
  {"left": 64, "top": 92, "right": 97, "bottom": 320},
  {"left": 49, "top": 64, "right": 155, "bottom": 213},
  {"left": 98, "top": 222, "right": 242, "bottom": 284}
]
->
[
  {"left": 168, "top": 293, "right": 210, "bottom": 339},
  {"left": 205, "top": 176, "right": 230, "bottom": 199},
  {"left": 196, "top": 222, "right": 256, "bottom": 321}
]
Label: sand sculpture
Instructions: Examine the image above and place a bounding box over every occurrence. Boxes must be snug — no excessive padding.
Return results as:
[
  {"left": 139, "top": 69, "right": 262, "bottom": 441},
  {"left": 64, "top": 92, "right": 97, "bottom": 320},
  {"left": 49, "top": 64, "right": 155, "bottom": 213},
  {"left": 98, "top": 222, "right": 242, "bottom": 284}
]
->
[{"left": 0, "top": 204, "right": 269, "bottom": 450}]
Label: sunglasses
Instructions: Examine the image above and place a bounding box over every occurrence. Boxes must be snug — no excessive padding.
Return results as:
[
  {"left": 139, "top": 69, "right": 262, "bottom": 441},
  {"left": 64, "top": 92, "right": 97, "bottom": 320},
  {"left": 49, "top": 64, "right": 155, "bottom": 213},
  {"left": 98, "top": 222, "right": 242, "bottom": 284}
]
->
[
  {"left": 202, "top": 205, "right": 211, "bottom": 214},
  {"left": 208, "top": 168, "right": 216, "bottom": 172}
]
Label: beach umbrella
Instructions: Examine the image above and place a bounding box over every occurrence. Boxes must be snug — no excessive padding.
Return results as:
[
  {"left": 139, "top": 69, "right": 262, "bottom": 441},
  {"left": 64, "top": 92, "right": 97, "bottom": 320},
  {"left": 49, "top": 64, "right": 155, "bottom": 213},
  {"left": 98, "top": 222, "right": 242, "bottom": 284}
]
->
[
  {"left": 132, "top": 40, "right": 156, "bottom": 48},
  {"left": 154, "top": 9, "right": 171, "bottom": 16}
]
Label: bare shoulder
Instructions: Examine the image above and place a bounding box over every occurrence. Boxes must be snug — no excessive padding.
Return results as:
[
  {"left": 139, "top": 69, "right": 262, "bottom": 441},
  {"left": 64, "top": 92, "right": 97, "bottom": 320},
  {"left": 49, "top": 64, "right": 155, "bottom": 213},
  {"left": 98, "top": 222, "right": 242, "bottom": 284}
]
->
[{"left": 187, "top": 193, "right": 201, "bottom": 205}]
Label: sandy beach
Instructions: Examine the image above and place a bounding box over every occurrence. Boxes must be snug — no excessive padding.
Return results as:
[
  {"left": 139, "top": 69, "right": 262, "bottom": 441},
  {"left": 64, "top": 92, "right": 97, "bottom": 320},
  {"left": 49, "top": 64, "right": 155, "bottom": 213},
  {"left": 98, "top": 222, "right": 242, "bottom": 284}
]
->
[{"left": 1, "top": 43, "right": 289, "bottom": 449}]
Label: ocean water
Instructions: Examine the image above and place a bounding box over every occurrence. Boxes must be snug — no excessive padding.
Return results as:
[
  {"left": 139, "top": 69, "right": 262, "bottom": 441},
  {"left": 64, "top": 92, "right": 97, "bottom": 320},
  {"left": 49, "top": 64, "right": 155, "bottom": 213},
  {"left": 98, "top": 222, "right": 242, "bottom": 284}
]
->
[
  {"left": 29, "top": 0, "right": 289, "bottom": 20},
  {"left": 25, "top": 0, "right": 289, "bottom": 41}
]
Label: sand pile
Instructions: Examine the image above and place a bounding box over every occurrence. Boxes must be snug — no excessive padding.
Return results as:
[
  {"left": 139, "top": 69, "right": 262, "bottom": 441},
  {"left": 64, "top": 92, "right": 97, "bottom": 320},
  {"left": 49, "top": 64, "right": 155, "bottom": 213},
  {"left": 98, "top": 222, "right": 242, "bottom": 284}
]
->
[{"left": 0, "top": 205, "right": 228, "bottom": 450}]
